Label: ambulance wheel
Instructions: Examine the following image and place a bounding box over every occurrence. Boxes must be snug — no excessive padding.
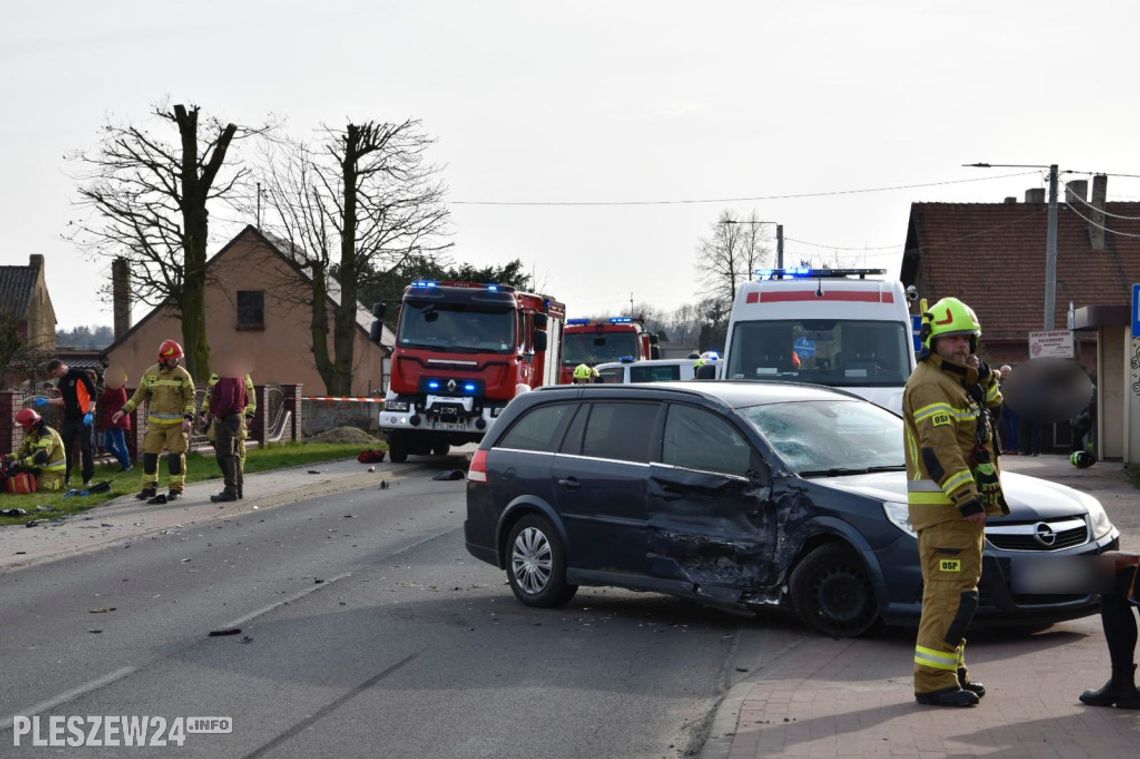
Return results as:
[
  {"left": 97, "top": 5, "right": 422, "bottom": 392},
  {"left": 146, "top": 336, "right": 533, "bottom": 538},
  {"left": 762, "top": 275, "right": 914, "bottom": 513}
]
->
[
  {"left": 387, "top": 432, "right": 408, "bottom": 463},
  {"left": 790, "top": 543, "right": 880, "bottom": 638}
]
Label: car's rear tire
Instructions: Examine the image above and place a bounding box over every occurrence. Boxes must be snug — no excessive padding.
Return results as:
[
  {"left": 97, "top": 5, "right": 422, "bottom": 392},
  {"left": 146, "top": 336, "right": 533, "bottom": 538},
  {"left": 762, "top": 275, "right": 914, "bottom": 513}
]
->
[
  {"left": 790, "top": 542, "right": 881, "bottom": 637},
  {"left": 505, "top": 514, "right": 577, "bottom": 608},
  {"left": 387, "top": 431, "right": 408, "bottom": 463}
]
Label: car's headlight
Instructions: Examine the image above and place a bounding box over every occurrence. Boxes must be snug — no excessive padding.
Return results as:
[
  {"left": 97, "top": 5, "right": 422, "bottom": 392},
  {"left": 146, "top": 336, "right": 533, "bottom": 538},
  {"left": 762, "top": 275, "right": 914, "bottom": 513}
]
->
[
  {"left": 883, "top": 501, "right": 917, "bottom": 539},
  {"left": 1079, "top": 492, "right": 1115, "bottom": 540},
  {"left": 384, "top": 400, "right": 409, "bottom": 412}
]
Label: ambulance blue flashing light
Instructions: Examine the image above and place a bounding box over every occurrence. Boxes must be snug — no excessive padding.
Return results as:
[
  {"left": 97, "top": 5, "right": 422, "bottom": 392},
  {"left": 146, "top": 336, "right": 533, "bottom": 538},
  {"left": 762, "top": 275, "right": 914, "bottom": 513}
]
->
[
  {"left": 754, "top": 267, "right": 886, "bottom": 281},
  {"left": 410, "top": 280, "right": 439, "bottom": 288},
  {"left": 619, "top": 355, "right": 635, "bottom": 363}
]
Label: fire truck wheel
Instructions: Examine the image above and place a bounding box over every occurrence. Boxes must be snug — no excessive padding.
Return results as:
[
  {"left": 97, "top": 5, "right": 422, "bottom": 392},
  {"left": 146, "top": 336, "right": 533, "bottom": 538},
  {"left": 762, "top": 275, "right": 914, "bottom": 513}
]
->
[{"left": 387, "top": 431, "right": 408, "bottom": 463}]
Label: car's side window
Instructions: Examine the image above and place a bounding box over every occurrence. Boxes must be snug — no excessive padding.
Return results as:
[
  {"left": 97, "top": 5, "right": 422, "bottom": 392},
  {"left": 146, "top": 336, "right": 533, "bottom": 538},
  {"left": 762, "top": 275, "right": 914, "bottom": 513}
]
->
[
  {"left": 559, "top": 403, "right": 589, "bottom": 455},
  {"left": 580, "top": 402, "right": 660, "bottom": 463},
  {"left": 497, "top": 403, "right": 574, "bottom": 452},
  {"left": 661, "top": 404, "right": 753, "bottom": 476},
  {"left": 597, "top": 368, "right": 624, "bottom": 384}
]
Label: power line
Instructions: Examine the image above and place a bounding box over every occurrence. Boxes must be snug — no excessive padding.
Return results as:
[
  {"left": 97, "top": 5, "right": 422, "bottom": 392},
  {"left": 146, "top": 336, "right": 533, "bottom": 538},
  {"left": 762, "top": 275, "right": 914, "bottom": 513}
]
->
[
  {"left": 1065, "top": 203, "right": 1140, "bottom": 239},
  {"left": 447, "top": 171, "right": 1040, "bottom": 207},
  {"left": 1060, "top": 179, "right": 1140, "bottom": 221}
]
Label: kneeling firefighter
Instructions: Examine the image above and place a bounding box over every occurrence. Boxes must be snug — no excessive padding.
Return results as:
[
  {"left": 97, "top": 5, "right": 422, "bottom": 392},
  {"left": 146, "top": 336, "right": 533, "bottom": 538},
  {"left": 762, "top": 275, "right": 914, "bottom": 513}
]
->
[
  {"left": 905, "top": 297, "right": 1008, "bottom": 707},
  {"left": 112, "top": 340, "right": 197, "bottom": 503},
  {"left": 9, "top": 409, "right": 67, "bottom": 491}
]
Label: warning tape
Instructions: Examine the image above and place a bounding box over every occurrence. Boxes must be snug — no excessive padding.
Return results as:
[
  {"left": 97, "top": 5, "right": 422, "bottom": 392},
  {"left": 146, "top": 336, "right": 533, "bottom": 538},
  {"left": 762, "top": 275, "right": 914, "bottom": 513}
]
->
[{"left": 302, "top": 396, "right": 385, "bottom": 403}]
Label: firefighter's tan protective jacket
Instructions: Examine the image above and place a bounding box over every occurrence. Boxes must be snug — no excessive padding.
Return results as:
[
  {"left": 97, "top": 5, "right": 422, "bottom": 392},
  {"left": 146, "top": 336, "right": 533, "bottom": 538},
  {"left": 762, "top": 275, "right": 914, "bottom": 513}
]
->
[
  {"left": 123, "top": 364, "right": 196, "bottom": 427},
  {"left": 903, "top": 354, "right": 1007, "bottom": 531},
  {"left": 16, "top": 424, "right": 66, "bottom": 474}
]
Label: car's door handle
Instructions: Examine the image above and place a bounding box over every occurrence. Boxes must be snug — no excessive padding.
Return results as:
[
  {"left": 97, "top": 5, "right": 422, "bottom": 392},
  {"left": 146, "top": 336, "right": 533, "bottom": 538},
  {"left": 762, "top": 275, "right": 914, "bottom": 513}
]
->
[{"left": 556, "top": 477, "right": 580, "bottom": 490}]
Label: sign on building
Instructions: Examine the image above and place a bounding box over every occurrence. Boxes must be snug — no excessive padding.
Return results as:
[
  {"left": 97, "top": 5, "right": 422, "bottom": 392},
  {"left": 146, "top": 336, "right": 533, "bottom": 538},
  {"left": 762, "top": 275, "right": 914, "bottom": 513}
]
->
[{"left": 1028, "top": 330, "right": 1074, "bottom": 359}]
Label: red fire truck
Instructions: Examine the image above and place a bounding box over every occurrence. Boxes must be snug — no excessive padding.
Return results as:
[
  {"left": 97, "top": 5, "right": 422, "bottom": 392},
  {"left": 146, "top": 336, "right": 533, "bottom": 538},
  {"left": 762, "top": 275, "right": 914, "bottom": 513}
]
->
[
  {"left": 558, "top": 316, "right": 659, "bottom": 384},
  {"left": 377, "top": 280, "right": 565, "bottom": 462}
]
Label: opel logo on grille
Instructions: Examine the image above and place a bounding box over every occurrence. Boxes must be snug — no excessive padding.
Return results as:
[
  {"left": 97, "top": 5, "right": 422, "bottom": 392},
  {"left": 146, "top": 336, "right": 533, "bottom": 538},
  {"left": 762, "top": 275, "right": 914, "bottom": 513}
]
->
[
  {"left": 446, "top": 379, "right": 457, "bottom": 393},
  {"left": 1033, "top": 522, "right": 1057, "bottom": 547}
]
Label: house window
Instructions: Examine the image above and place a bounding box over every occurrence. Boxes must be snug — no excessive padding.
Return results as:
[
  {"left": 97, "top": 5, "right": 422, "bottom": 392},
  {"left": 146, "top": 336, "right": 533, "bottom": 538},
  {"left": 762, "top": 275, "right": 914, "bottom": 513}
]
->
[{"left": 237, "top": 291, "right": 265, "bottom": 330}]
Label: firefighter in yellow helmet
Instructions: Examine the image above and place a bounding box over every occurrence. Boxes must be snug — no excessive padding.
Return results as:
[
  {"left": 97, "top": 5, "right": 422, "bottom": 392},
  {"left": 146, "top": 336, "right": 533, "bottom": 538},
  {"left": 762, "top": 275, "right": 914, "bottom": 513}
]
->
[
  {"left": 112, "top": 340, "right": 196, "bottom": 503},
  {"left": 572, "top": 363, "right": 596, "bottom": 384},
  {"left": 905, "top": 297, "right": 1007, "bottom": 707}
]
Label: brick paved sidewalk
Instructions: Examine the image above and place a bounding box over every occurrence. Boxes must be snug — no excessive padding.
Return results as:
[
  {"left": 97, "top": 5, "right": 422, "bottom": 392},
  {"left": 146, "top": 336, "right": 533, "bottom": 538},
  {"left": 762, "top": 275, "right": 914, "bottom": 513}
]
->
[{"left": 708, "top": 456, "right": 1140, "bottom": 759}]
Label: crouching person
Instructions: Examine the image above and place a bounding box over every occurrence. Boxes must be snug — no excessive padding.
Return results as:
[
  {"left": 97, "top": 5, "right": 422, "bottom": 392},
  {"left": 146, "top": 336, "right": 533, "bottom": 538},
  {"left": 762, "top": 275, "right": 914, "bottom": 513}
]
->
[
  {"left": 11, "top": 409, "right": 67, "bottom": 491},
  {"left": 208, "top": 368, "right": 249, "bottom": 503}
]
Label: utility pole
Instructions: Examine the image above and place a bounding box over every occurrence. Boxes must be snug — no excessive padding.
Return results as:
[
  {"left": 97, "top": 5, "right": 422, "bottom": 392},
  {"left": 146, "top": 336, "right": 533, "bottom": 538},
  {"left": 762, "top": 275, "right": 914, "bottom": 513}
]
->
[
  {"left": 1044, "top": 164, "right": 1059, "bottom": 330},
  {"left": 776, "top": 224, "right": 784, "bottom": 269},
  {"left": 964, "top": 162, "right": 1059, "bottom": 329}
]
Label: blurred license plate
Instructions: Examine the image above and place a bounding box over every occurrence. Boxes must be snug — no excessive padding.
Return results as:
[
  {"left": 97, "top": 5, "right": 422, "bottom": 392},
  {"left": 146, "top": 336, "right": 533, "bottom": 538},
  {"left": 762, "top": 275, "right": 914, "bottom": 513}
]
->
[{"left": 431, "top": 421, "right": 466, "bottom": 431}]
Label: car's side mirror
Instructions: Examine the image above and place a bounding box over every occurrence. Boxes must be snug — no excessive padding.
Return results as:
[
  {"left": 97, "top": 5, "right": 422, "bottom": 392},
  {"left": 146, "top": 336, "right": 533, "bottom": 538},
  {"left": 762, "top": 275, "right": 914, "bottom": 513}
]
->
[{"left": 533, "top": 330, "right": 548, "bottom": 353}]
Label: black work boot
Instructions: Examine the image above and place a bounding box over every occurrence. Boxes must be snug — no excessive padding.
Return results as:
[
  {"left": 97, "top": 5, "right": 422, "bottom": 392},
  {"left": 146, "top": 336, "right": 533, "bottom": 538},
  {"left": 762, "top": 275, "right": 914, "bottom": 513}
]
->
[
  {"left": 958, "top": 667, "right": 985, "bottom": 699},
  {"left": 135, "top": 486, "right": 157, "bottom": 501},
  {"left": 1080, "top": 664, "right": 1140, "bottom": 709},
  {"left": 915, "top": 687, "right": 980, "bottom": 707},
  {"left": 166, "top": 489, "right": 183, "bottom": 502},
  {"left": 211, "top": 489, "right": 238, "bottom": 503}
]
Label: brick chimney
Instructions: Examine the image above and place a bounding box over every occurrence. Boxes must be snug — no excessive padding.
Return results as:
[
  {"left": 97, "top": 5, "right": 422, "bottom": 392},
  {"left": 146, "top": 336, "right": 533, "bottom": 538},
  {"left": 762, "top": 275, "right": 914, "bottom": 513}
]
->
[
  {"left": 1065, "top": 179, "right": 1088, "bottom": 206},
  {"left": 1090, "top": 174, "right": 1107, "bottom": 250},
  {"left": 1003, "top": 196, "right": 1017, "bottom": 204},
  {"left": 112, "top": 257, "right": 132, "bottom": 338},
  {"left": 1025, "top": 188, "right": 1046, "bottom": 204}
]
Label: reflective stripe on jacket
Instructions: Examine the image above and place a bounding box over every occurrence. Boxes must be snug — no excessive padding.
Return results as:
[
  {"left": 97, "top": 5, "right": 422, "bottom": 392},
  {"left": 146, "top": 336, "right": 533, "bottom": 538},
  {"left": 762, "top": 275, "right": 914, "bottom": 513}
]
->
[
  {"left": 123, "top": 364, "right": 196, "bottom": 426},
  {"left": 902, "top": 354, "right": 1004, "bottom": 531}
]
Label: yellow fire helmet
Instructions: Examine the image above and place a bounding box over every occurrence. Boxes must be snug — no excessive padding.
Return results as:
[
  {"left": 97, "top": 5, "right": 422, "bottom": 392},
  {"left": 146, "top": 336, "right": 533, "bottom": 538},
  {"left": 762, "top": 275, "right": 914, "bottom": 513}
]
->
[{"left": 921, "top": 297, "right": 981, "bottom": 354}]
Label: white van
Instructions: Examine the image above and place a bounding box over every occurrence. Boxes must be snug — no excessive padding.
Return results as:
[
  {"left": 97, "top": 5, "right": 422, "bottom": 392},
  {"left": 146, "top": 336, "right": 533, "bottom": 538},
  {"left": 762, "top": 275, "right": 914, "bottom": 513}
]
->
[
  {"left": 722, "top": 268, "right": 915, "bottom": 412},
  {"left": 594, "top": 358, "right": 700, "bottom": 384}
]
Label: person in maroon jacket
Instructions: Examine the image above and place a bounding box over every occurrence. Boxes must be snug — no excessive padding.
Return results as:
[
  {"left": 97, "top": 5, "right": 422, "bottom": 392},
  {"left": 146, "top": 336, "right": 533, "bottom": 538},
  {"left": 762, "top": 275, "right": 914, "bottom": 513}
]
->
[
  {"left": 97, "top": 366, "right": 132, "bottom": 471},
  {"left": 208, "top": 362, "right": 249, "bottom": 503}
]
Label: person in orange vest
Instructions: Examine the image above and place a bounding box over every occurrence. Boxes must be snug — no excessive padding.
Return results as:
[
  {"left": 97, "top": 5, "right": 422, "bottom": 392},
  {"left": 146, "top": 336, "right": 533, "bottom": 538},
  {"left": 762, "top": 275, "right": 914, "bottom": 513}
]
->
[{"left": 41, "top": 358, "right": 96, "bottom": 487}]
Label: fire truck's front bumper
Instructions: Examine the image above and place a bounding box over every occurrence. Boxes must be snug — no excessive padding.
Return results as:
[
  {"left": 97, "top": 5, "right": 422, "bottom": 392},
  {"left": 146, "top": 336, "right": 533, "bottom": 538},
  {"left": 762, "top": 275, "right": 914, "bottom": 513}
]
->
[{"left": 378, "top": 393, "right": 508, "bottom": 434}]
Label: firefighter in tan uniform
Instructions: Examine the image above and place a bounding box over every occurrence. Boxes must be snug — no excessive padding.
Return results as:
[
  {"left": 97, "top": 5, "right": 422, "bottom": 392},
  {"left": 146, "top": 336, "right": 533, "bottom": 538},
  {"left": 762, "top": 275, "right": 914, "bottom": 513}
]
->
[
  {"left": 8, "top": 409, "right": 67, "bottom": 491},
  {"left": 905, "top": 297, "right": 1007, "bottom": 707},
  {"left": 112, "top": 340, "right": 197, "bottom": 503}
]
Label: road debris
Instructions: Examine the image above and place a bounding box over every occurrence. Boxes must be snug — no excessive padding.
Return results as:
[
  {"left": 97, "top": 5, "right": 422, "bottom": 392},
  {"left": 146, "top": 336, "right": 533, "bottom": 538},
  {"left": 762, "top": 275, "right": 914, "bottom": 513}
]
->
[
  {"left": 432, "top": 469, "right": 465, "bottom": 481},
  {"left": 208, "top": 628, "right": 242, "bottom": 637},
  {"left": 88, "top": 607, "right": 116, "bottom": 614}
]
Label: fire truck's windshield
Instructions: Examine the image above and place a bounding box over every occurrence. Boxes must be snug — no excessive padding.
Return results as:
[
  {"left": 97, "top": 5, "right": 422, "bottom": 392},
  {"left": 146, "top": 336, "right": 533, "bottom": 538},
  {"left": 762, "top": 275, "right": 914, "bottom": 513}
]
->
[
  {"left": 726, "top": 320, "right": 910, "bottom": 387},
  {"left": 562, "top": 331, "right": 640, "bottom": 365},
  {"left": 398, "top": 303, "right": 515, "bottom": 353}
]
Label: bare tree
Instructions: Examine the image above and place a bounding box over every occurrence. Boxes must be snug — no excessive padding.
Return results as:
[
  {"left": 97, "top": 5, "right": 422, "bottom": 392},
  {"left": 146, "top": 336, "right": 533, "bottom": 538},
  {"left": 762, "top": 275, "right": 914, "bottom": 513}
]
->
[
  {"left": 256, "top": 120, "right": 451, "bottom": 394},
  {"left": 737, "top": 210, "right": 773, "bottom": 283},
  {"left": 67, "top": 102, "right": 267, "bottom": 381},
  {"left": 695, "top": 209, "right": 749, "bottom": 309}
]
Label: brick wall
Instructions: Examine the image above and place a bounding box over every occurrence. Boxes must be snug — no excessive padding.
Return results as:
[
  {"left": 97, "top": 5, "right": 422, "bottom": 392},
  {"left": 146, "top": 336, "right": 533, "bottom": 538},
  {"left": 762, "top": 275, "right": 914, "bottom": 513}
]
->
[
  {"left": 0, "top": 390, "right": 19, "bottom": 455},
  {"left": 282, "top": 385, "right": 303, "bottom": 442}
]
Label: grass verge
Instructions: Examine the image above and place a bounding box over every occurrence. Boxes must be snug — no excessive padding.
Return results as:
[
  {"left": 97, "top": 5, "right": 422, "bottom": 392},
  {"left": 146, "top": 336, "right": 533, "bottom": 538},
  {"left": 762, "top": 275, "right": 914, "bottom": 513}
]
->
[{"left": 0, "top": 442, "right": 365, "bottom": 526}]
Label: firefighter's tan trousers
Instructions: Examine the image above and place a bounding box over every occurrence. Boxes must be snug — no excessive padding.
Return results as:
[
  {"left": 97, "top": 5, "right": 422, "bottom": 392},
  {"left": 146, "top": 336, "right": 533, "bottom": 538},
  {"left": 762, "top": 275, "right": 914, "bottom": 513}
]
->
[
  {"left": 141, "top": 423, "right": 189, "bottom": 492},
  {"left": 914, "top": 519, "right": 985, "bottom": 694}
]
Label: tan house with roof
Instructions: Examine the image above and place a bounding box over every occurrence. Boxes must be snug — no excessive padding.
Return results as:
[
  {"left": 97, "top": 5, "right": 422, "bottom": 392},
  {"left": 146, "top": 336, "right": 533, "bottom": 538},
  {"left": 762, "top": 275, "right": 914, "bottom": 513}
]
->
[
  {"left": 103, "top": 226, "right": 393, "bottom": 396},
  {"left": 0, "top": 254, "right": 56, "bottom": 388}
]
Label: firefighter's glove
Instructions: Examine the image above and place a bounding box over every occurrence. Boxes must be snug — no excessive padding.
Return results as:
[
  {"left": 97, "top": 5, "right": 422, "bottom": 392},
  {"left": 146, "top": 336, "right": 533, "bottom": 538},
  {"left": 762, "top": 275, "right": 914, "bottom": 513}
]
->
[
  {"left": 976, "top": 360, "right": 992, "bottom": 383},
  {"left": 83, "top": 411, "right": 94, "bottom": 427},
  {"left": 958, "top": 497, "right": 985, "bottom": 518},
  {"left": 975, "top": 461, "right": 1002, "bottom": 509},
  {"left": 32, "top": 396, "right": 48, "bottom": 408},
  {"left": 32, "top": 450, "right": 49, "bottom": 466}
]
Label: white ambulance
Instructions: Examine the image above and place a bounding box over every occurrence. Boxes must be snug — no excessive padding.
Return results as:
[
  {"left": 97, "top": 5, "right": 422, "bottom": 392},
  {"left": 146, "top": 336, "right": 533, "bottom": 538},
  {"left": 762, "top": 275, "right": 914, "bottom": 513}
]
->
[{"left": 722, "top": 267, "right": 916, "bottom": 412}]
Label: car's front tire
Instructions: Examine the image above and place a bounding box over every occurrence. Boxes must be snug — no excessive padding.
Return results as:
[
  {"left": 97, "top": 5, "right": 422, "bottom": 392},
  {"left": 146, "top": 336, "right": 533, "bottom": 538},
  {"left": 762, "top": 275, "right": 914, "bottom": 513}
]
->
[
  {"left": 505, "top": 514, "right": 577, "bottom": 608},
  {"left": 790, "top": 542, "right": 881, "bottom": 637}
]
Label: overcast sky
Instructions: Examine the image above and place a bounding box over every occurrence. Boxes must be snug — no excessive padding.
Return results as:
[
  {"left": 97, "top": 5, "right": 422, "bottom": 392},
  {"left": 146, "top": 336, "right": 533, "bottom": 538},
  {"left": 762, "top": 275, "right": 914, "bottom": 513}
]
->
[{"left": 4, "top": 0, "right": 1139, "bottom": 329}]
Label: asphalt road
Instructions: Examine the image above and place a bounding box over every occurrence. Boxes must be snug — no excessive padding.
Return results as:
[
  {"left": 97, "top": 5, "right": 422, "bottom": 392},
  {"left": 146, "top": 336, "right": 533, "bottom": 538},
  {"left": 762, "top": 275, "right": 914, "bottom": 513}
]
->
[{"left": 0, "top": 456, "right": 789, "bottom": 758}]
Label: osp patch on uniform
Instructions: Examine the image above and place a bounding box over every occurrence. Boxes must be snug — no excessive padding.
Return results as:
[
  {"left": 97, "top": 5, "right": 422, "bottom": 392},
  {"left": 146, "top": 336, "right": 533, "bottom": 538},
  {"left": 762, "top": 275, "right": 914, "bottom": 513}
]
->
[
  {"left": 931, "top": 412, "right": 952, "bottom": 428},
  {"left": 939, "top": 559, "right": 962, "bottom": 573}
]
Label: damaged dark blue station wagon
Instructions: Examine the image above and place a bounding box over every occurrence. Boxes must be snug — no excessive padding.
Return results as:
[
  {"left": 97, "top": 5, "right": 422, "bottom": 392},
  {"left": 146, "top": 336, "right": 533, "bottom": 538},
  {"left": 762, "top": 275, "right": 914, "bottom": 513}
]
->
[{"left": 464, "top": 382, "right": 1118, "bottom": 636}]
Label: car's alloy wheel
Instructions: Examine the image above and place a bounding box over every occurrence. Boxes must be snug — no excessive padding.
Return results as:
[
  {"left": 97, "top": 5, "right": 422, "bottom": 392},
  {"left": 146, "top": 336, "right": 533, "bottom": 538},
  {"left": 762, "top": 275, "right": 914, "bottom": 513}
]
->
[{"left": 511, "top": 527, "right": 552, "bottom": 594}]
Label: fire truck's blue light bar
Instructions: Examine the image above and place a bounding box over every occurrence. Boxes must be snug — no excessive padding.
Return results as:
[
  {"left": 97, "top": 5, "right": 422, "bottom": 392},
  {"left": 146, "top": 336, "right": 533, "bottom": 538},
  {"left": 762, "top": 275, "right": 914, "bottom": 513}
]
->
[
  {"left": 411, "top": 280, "right": 439, "bottom": 288},
  {"left": 566, "top": 318, "right": 591, "bottom": 326},
  {"left": 609, "top": 317, "right": 633, "bottom": 324}
]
